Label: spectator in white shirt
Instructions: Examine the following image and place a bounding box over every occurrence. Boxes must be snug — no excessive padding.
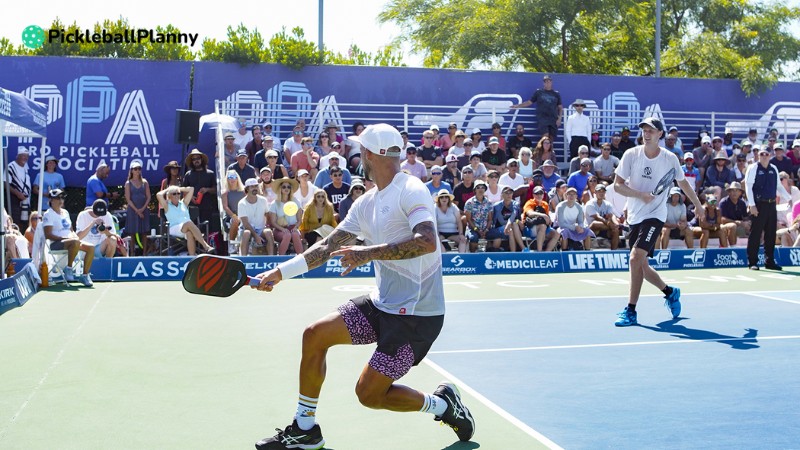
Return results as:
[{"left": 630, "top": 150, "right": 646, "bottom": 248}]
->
[{"left": 565, "top": 99, "right": 592, "bottom": 159}]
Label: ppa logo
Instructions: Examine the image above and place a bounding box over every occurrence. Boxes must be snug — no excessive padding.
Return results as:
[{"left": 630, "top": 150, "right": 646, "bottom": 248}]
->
[{"left": 789, "top": 249, "right": 800, "bottom": 266}]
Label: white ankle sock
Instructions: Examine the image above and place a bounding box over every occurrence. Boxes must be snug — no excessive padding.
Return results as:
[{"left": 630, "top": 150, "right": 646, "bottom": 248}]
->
[
  {"left": 295, "top": 394, "right": 318, "bottom": 430},
  {"left": 420, "top": 393, "right": 448, "bottom": 416}
]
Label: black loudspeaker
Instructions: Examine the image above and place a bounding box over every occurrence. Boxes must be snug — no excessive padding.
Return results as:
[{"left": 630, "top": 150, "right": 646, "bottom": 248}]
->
[{"left": 175, "top": 109, "right": 201, "bottom": 144}]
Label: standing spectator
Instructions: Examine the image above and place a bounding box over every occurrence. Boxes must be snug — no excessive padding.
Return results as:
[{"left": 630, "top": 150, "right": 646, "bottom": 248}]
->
[
  {"left": 556, "top": 187, "right": 594, "bottom": 250},
  {"left": 160, "top": 160, "right": 182, "bottom": 206},
  {"left": 506, "top": 123, "right": 534, "bottom": 159},
  {"left": 299, "top": 190, "right": 337, "bottom": 246},
  {"left": 32, "top": 155, "right": 65, "bottom": 212},
  {"left": 434, "top": 190, "right": 467, "bottom": 253},
  {"left": 425, "top": 166, "right": 452, "bottom": 196},
  {"left": 182, "top": 149, "right": 219, "bottom": 233},
  {"left": 315, "top": 153, "right": 352, "bottom": 188},
  {"left": 157, "top": 186, "right": 214, "bottom": 256},
  {"left": 418, "top": 129, "right": 444, "bottom": 171},
  {"left": 522, "top": 186, "right": 559, "bottom": 252},
  {"left": 719, "top": 182, "right": 750, "bottom": 246},
  {"left": 659, "top": 187, "right": 693, "bottom": 249},
  {"left": 86, "top": 163, "right": 119, "bottom": 207},
  {"left": 585, "top": 184, "right": 620, "bottom": 249},
  {"left": 238, "top": 178, "right": 274, "bottom": 256},
  {"left": 482, "top": 137, "right": 508, "bottom": 172},
  {"left": 540, "top": 160, "right": 561, "bottom": 192},
  {"left": 442, "top": 154, "right": 462, "bottom": 187},
  {"left": 511, "top": 74, "right": 563, "bottom": 141},
  {"left": 221, "top": 170, "right": 246, "bottom": 247},
  {"left": 337, "top": 178, "right": 366, "bottom": 222},
  {"left": 453, "top": 166, "right": 477, "bottom": 209},
  {"left": 217, "top": 132, "right": 239, "bottom": 168},
  {"left": 233, "top": 119, "right": 250, "bottom": 151},
  {"left": 323, "top": 167, "right": 351, "bottom": 215},
  {"left": 7, "top": 148, "right": 32, "bottom": 230},
  {"left": 400, "top": 147, "right": 428, "bottom": 182},
  {"left": 518, "top": 147, "right": 535, "bottom": 182},
  {"left": 467, "top": 150, "right": 488, "bottom": 181},
  {"left": 617, "top": 127, "right": 636, "bottom": 153},
  {"left": 269, "top": 178, "right": 304, "bottom": 255},
  {"left": 291, "top": 137, "right": 321, "bottom": 181},
  {"left": 489, "top": 123, "right": 506, "bottom": 154},
  {"left": 594, "top": 143, "right": 620, "bottom": 184},
  {"left": 565, "top": 99, "right": 592, "bottom": 159},
  {"left": 228, "top": 149, "right": 258, "bottom": 182},
  {"left": 76, "top": 199, "right": 124, "bottom": 258},
  {"left": 489, "top": 185, "right": 525, "bottom": 252},
  {"left": 499, "top": 159, "right": 525, "bottom": 190},
  {"left": 42, "top": 189, "right": 95, "bottom": 286},
  {"left": 245, "top": 125, "right": 264, "bottom": 164},
  {"left": 531, "top": 136, "right": 556, "bottom": 167},
  {"left": 124, "top": 161, "right": 151, "bottom": 255},
  {"left": 464, "top": 180, "right": 493, "bottom": 252}
]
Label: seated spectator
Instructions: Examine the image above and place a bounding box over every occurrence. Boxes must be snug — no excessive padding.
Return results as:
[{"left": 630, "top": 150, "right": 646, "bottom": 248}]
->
[
  {"left": 258, "top": 167, "right": 277, "bottom": 205},
  {"left": 322, "top": 167, "right": 351, "bottom": 215},
  {"left": 663, "top": 133, "right": 683, "bottom": 159},
  {"left": 291, "top": 137, "right": 321, "bottom": 180},
  {"left": 556, "top": 187, "right": 595, "bottom": 250},
  {"left": 777, "top": 202, "right": 800, "bottom": 247},
  {"left": 401, "top": 147, "right": 428, "bottom": 182},
  {"left": 42, "top": 189, "right": 95, "bottom": 286},
  {"left": 507, "top": 123, "right": 534, "bottom": 159},
  {"left": 337, "top": 178, "right": 366, "bottom": 222},
  {"left": 732, "top": 153, "right": 749, "bottom": 183},
  {"left": 488, "top": 185, "right": 525, "bottom": 252},
  {"left": 518, "top": 147, "right": 535, "bottom": 182},
  {"left": 522, "top": 186, "right": 559, "bottom": 252},
  {"left": 263, "top": 149, "right": 288, "bottom": 179},
  {"left": 490, "top": 122, "right": 506, "bottom": 154},
  {"left": 157, "top": 186, "right": 215, "bottom": 256},
  {"left": 618, "top": 127, "right": 636, "bottom": 152},
  {"left": 470, "top": 128, "right": 486, "bottom": 153},
  {"left": 567, "top": 158, "right": 594, "bottom": 198},
  {"left": 425, "top": 165, "right": 452, "bottom": 196},
  {"left": 2, "top": 208, "right": 29, "bottom": 261},
  {"left": 569, "top": 145, "right": 594, "bottom": 174},
  {"left": 682, "top": 152, "right": 701, "bottom": 192},
  {"left": 464, "top": 180, "right": 493, "bottom": 252},
  {"left": 585, "top": 184, "right": 620, "bottom": 249},
  {"left": 441, "top": 123, "right": 457, "bottom": 151},
  {"left": 447, "top": 129, "right": 468, "bottom": 157},
  {"left": 299, "top": 190, "right": 338, "bottom": 246},
  {"left": 519, "top": 169, "right": 549, "bottom": 205},
  {"left": 233, "top": 119, "right": 250, "bottom": 153},
  {"left": 704, "top": 151, "right": 734, "bottom": 199},
  {"left": 693, "top": 194, "right": 730, "bottom": 248},
  {"left": 719, "top": 181, "right": 750, "bottom": 246},
  {"left": 429, "top": 124, "right": 443, "bottom": 147},
  {"left": 284, "top": 125, "right": 305, "bottom": 165},
  {"left": 659, "top": 187, "right": 693, "bottom": 249},
  {"left": 485, "top": 170, "right": 503, "bottom": 203},
  {"left": 499, "top": 159, "right": 525, "bottom": 190},
  {"left": 609, "top": 131, "right": 623, "bottom": 158},
  {"left": 238, "top": 178, "right": 274, "bottom": 256},
  {"left": 467, "top": 150, "right": 488, "bottom": 180},
  {"left": 594, "top": 143, "right": 620, "bottom": 184},
  {"left": 418, "top": 129, "right": 443, "bottom": 171},
  {"left": 442, "top": 154, "right": 462, "bottom": 186},
  {"left": 539, "top": 159, "right": 561, "bottom": 192},
  {"left": 245, "top": 125, "right": 264, "bottom": 163},
  {"left": 581, "top": 175, "right": 599, "bottom": 205},
  {"left": 216, "top": 131, "right": 239, "bottom": 168},
  {"left": 771, "top": 144, "right": 794, "bottom": 175},
  {"left": 345, "top": 122, "right": 365, "bottom": 172},
  {"left": 434, "top": 190, "right": 467, "bottom": 253},
  {"left": 86, "top": 162, "right": 119, "bottom": 207},
  {"left": 452, "top": 166, "right": 477, "bottom": 209},
  {"left": 293, "top": 169, "right": 318, "bottom": 209},
  {"left": 269, "top": 178, "right": 304, "bottom": 255},
  {"left": 32, "top": 155, "right": 65, "bottom": 211},
  {"left": 315, "top": 133, "right": 335, "bottom": 159},
  {"left": 221, "top": 170, "right": 246, "bottom": 244},
  {"left": 253, "top": 135, "right": 276, "bottom": 171},
  {"left": 778, "top": 171, "right": 800, "bottom": 228},
  {"left": 482, "top": 137, "right": 508, "bottom": 172},
  {"left": 550, "top": 179, "right": 568, "bottom": 213},
  {"left": 692, "top": 136, "right": 714, "bottom": 185},
  {"left": 228, "top": 149, "right": 258, "bottom": 182},
  {"left": 76, "top": 199, "right": 124, "bottom": 258},
  {"left": 24, "top": 211, "right": 40, "bottom": 256},
  {"left": 315, "top": 152, "right": 352, "bottom": 188},
  {"left": 788, "top": 140, "right": 800, "bottom": 181}
]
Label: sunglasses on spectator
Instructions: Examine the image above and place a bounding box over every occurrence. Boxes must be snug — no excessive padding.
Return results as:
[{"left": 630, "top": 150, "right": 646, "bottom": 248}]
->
[
  {"left": 191, "top": 157, "right": 203, "bottom": 161},
  {"left": 170, "top": 192, "right": 181, "bottom": 197},
  {"left": 293, "top": 131, "right": 302, "bottom": 135},
  {"left": 462, "top": 169, "right": 473, "bottom": 174},
  {"left": 464, "top": 143, "right": 473, "bottom": 147},
  {"left": 352, "top": 187, "right": 365, "bottom": 192},
  {"left": 331, "top": 173, "right": 343, "bottom": 177},
  {"left": 132, "top": 167, "right": 142, "bottom": 171},
  {"left": 267, "top": 156, "right": 277, "bottom": 159},
  {"left": 431, "top": 172, "right": 442, "bottom": 176},
  {"left": 281, "top": 185, "right": 291, "bottom": 190},
  {"left": 303, "top": 143, "right": 313, "bottom": 146},
  {"left": 31, "top": 217, "right": 41, "bottom": 222},
  {"left": 448, "top": 126, "right": 456, "bottom": 129}
]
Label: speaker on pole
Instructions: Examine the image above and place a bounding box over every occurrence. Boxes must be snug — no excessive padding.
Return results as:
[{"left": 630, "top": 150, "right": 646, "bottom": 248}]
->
[{"left": 175, "top": 109, "right": 201, "bottom": 144}]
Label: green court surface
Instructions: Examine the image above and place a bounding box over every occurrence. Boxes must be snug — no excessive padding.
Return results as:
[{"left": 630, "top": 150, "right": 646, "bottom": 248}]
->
[{"left": 0, "top": 266, "right": 798, "bottom": 450}]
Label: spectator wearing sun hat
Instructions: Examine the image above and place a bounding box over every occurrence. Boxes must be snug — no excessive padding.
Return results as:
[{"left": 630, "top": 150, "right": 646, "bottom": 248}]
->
[
  {"left": 32, "top": 155, "right": 65, "bottom": 211},
  {"left": 565, "top": 99, "right": 592, "bottom": 159},
  {"left": 447, "top": 129, "right": 468, "bottom": 158},
  {"left": 540, "top": 159, "right": 561, "bottom": 192},
  {"left": 183, "top": 148, "right": 219, "bottom": 232},
  {"left": 704, "top": 151, "right": 734, "bottom": 199}
]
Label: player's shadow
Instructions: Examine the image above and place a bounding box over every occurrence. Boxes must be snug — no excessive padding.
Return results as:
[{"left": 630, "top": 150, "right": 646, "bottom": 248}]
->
[
  {"left": 442, "top": 441, "right": 480, "bottom": 450},
  {"left": 639, "top": 319, "right": 760, "bottom": 350}
]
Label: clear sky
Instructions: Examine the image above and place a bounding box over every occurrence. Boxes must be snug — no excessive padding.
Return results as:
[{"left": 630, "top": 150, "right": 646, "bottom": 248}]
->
[{"left": 1, "top": 0, "right": 411, "bottom": 60}]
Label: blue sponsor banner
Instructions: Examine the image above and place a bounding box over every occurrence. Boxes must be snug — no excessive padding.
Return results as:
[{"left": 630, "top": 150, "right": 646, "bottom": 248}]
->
[
  {"left": 442, "top": 252, "right": 562, "bottom": 275},
  {"left": 0, "top": 262, "right": 40, "bottom": 316},
  {"left": 0, "top": 56, "right": 192, "bottom": 186}
]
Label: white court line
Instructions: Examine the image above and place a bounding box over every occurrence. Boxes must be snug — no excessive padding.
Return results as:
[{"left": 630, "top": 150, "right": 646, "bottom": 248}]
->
[
  {"left": 423, "top": 358, "right": 564, "bottom": 450},
  {"left": 745, "top": 292, "right": 800, "bottom": 306},
  {"left": 429, "top": 335, "right": 800, "bottom": 355},
  {"left": 447, "top": 289, "right": 800, "bottom": 304},
  {"left": 0, "top": 284, "right": 110, "bottom": 443}
]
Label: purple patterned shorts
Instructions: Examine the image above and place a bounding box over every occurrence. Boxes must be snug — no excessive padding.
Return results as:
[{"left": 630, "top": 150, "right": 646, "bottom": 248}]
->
[{"left": 337, "top": 296, "right": 444, "bottom": 381}]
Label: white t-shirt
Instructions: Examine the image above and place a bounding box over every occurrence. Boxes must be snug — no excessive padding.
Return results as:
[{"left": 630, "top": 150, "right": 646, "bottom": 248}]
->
[
  {"left": 75, "top": 210, "right": 115, "bottom": 246},
  {"left": 486, "top": 184, "right": 502, "bottom": 204},
  {"left": 283, "top": 139, "right": 303, "bottom": 158},
  {"left": 43, "top": 207, "right": 72, "bottom": 239},
  {"left": 499, "top": 173, "right": 525, "bottom": 190},
  {"left": 584, "top": 198, "right": 613, "bottom": 220},
  {"left": 238, "top": 195, "right": 269, "bottom": 230},
  {"left": 615, "top": 146, "right": 684, "bottom": 225},
  {"left": 338, "top": 172, "right": 444, "bottom": 316},
  {"left": 665, "top": 202, "right": 687, "bottom": 225},
  {"left": 293, "top": 182, "right": 319, "bottom": 208}
]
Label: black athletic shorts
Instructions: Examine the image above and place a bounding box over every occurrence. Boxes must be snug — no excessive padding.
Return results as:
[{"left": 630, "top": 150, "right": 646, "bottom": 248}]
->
[
  {"left": 337, "top": 295, "right": 444, "bottom": 380},
  {"left": 629, "top": 218, "right": 664, "bottom": 257}
]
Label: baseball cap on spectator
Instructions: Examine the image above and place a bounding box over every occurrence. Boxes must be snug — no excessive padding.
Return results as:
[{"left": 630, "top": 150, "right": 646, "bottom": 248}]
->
[
  {"left": 578, "top": 145, "right": 589, "bottom": 154},
  {"left": 488, "top": 137, "right": 499, "bottom": 145},
  {"left": 399, "top": 130, "right": 408, "bottom": 137},
  {"left": 507, "top": 158, "right": 518, "bottom": 166},
  {"left": 758, "top": 148, "right": 770, "bottom": 156},
  {"left": 724, "top": 127, "right": 733, "bottom": 134},
  {"left": 244, "top": 178, "right": 259, "bottom": 188},
  {"left": 130, "top": 160, "right": 142, "bottom": 169},
  {"left": 265, "top": 149, "right": 279, "bottom": 158},
  {"left": 580, "top": 157, "right": 592, "bottom": 166},
  {"left": 555, "top": 179, "right": 567, "bottom": 188},
  {"left": 17, "top": 148, "right": 29, "bottom": 155},
  {"left": 749, "top": 128, "right": 758, "bottom": 134},
  {"left": 701, "top": 136, "right": 712, "bottom": 144},
  {"left": 736, "top": 153, "right": 747, "bottom": 161},
  {"left": 638, "top": 117, "right": 664, "bottom": 132},
  {"left": 45, "top": 155, "right": 58, "bottom": 163},
  {"left": 236, "top": 149, "right": 248, "bottom": 158},
  {"left": 566, "top": 187, "right": 578, "bottom": 195},
  {"left": 669, "top": 187, "right": 682, "bottom": 196},
  {"left": 431, "top": 165, "right": 443, "bottom": 174},
  {"left": 621, "top": 126, "right": 630, "bottom": 133},
  {"left": 669, "top": 126, "right": 678, "bottom": 132},
  {"left": 595, "top": 184, "right": 607, "bottom": 192},
  {"left": 260, "top": 166, "right": 272, "bottom": 173},
  {"left": 501, "top": 185, "right": 514, "bottom": 194},
  {"left": 263, "top": 121, "right": 272, "bottom": 128},
  {"left": 473, "top": 179, "right": 487, "bottom": 189},
  {"left": 472, "top": 128, "right": 482, "bottom": 135},
  {"left": 712, "top": 136, "right": 723, "bottom": 142},
  {"left": 262, "top": 135, "right": 274, "bottom": 142},
  {"left": 224, "top": 132, "right": 234, "bottom": 139},
  {"left": 470, "top": 150, "right": 482, "bottom": 158},
  {"left": 612, "top": 131, "right": 621, "bottom": 137},
  {"left": 531, "top": 169, "right": 544, "bottom": 178},
  {"left": 542, "top": 160, "right": 557, "bottom": 168},
  {"left": 543, "top": 74, "right": 552, "bottom": 80},
  {"left": 770, "top": 127, "right": 778, "bottom": 133},
  {"left": 97, "top": 162, "right": 109, "bottom": 169},
  {"left": 741, "top": 140, "right": 753, "bottom": 147},
  {"left": 349, "top": 123, "right": 404, "bottom": 157},
  {"left": 455, "top": 130, "right": 466, "bottom": 137},
  {"left": 461, "top": 165, "right": 475, "bottom": 174},
  {"left": 297, "top": 169, "right": 309, "bottom": 177},
  {"left": 92, "top": 199, "right": 108, "bottom": 216},
  {"left": 430, "top": 124, "right": 440, "bottom": 131},
  {"left": 533, "top": 186, "right": 544, "bottom": 194},
  {"left": 48, "top": 188, "right": 65, "bottom": 198},
  {"left": 446, "top": 154, "right": 459, "bottom": 163},
  {"left": 683, "top": 152, "right": 694, "bottom": 161},
  {"left": 774, "top": 142, "right": 785, "bottom": 151},
  {"left": 793, "top": 140, "right": 800, "bottom": 148}
]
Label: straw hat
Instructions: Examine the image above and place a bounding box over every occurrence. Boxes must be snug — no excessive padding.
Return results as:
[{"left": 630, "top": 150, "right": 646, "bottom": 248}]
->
[
  {"left": 163, "top": 160, "right": 181, "bottom": 175},
  {"left": 434, "top": 189, "right": 455, "bottom": 203},
  {"left": 271, "top": 177, "right": 300, "bottom": 195},
  {"left": 185, "top": 149, "right": 208, "bottom": 166}
]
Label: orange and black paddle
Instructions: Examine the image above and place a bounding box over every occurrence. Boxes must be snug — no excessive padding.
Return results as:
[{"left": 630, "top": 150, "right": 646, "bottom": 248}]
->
[{"left": 182, "top": 255, "right": 260, "bottom": 297}]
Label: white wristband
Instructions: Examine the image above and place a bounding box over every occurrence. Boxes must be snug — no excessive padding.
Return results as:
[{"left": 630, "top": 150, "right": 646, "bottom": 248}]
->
[{"left": 277, "top": 255, "right": 309, "bottom": 280}]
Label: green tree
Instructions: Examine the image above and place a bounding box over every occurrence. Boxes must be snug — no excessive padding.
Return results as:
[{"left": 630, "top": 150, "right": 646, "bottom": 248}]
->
[
  {"left": 380, "top": 0, "right": 800, "bottom": 95},
  {"left": 199, "top": 24, "right": 269, "bottom": 65},
  {"left": 268, "top": 27, "right": 323, "bottom": 70}
]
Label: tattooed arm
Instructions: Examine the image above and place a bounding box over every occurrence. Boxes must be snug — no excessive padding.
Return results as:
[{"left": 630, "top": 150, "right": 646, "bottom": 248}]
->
[
  {"left": 331, "top": 221, "right": 438, "bottom": 276},
  {"left": 303, "top": 227, "right": 359, "bottom": 270}
]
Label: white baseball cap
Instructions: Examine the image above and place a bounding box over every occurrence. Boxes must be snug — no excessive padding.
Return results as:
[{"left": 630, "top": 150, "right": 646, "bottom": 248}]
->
[
  {"left": 349, "top": 123, "right": 404, "bottom": 157},
  {"left": 244, "top": 178, "right": 259, "bottom": 187}
]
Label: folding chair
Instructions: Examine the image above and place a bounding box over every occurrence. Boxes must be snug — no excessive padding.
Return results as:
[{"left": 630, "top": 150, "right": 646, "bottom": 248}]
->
[
  {"left": 45, "top": 240, "right": 84, "bottom": 285},
  {"left": 157, "top": 215, "right": 189, "bottom": 256}
]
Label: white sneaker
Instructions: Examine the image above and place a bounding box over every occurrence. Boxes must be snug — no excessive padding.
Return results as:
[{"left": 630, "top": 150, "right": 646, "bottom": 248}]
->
[
  {"left": 63, "top": 266, "right": 76, "bottom": 282},
  {"left": 79, "top": 273, "right": 93, "bottom": 287}
]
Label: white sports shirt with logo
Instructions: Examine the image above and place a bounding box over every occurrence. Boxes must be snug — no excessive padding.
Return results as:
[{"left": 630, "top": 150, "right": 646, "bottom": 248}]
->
[
  {"left": 338, "top": 172, "right": 445, "bottom": 316},
  {"left": 615, "top": 145, "right": 684, "bottom": 225}
]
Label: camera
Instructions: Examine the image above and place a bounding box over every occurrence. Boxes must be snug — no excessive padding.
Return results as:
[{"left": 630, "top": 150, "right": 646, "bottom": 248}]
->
[{"left": 97, "top": 223, "right": 106, "bottom": 232}]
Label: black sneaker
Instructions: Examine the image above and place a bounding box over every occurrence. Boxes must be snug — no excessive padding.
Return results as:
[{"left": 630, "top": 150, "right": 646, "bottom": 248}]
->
[
  {"left": 765, "top": 262, "right": 783, "bottom": 271},
  {"left": 433, "top": 382, "right": 475, "bottom": 442},
  {"left": 255, "top": 420, "right": 325, "bottom": 450}
]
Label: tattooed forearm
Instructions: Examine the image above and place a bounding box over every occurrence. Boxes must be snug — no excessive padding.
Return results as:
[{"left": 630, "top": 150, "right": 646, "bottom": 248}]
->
[
  {"left": 367, "top": 221, "right": 438, "bottom": 261},
  {"left": 303, "top": 228, "right": 358, "bottom": 270}
]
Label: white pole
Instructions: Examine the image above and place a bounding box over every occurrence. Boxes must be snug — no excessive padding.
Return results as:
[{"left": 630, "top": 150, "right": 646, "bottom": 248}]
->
[
  {"left": 0, "top": 122, "right": 7, "bottom": 276},
  {"left": 37, "top": 137, "right": 47, "bottom": 213}
]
